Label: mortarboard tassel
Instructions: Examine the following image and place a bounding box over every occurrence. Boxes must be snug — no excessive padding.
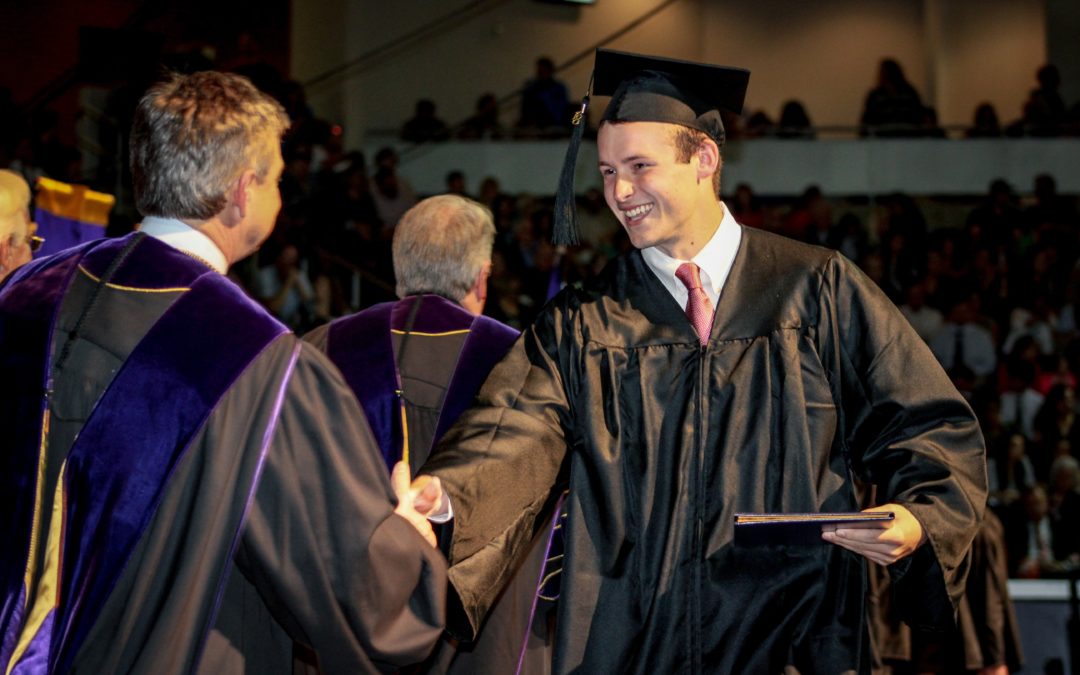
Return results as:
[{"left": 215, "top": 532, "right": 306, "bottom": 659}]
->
[{"left": 552, "top": 93, "right": 590, "bottom": 247}]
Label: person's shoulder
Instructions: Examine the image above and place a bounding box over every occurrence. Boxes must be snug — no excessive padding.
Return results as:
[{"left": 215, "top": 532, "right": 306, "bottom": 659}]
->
[
  {"left": 330, "top": 301, "right": 394, "bottom": 326},
  {"left": 742, "top": 226, "right": 840, "bottom": 270},
  {"left": 473, "top": 312, "right": 521, "bottom": 339},
  {"left": 302, "top": 301, "right": 394, "bottom": 350}
]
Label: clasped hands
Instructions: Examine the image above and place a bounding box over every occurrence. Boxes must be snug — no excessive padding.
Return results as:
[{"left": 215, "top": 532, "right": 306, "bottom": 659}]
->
[{"left": 390, "top": 461, "right": 447, "bottom": 547}]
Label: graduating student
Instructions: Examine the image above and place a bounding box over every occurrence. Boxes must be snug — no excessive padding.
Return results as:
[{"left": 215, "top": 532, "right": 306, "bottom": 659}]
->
[
  {"left": 413, "top": 50, "right": 987, "bottom": 673},
  {"left": 0, "top": 71, "right": 445, "bottom": 674}
]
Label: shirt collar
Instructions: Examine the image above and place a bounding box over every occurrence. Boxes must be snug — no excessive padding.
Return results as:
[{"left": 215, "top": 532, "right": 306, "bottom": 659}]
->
[
  {"left": 137, "top": 216, "right": 228, "bottom": 274},
  {"left": 640, "top": 201, "right": 742, "bottom": 307}
]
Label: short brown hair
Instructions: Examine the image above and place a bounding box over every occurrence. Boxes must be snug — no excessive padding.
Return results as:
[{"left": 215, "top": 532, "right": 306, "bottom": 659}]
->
[
  {"left": 672, "top": 126, "right": 721, "bottom": 197},
  {"left": 130, "top": 71, "right": 289, "bottom": 220}
]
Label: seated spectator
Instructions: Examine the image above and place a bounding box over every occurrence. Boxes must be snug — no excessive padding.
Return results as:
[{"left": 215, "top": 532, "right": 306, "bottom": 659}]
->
[
  {"left": 1003, "top": 300, "right": 1057, "bottom": 358},
  {"left": 730, "top": 182, "right": 765, "bottom": 229},
  {"left": 802, "top": 190, "right": 834, "bottom": 247},
  {"left": 476, "top": 175, "right": 501, "bottom": 210},
  {"left": 998, "top": 336, "right": 1046, "bottom": 439},
  {"left": 966, "top": 102, "right": 1002, "bottom": 138},
  {"left": 1031, "top": 383, "right": 1080, "bottom": 479},
  {"left": 966, "top": 179, "right": 1022, "bottom": 253},
  {"left": 1003, "top": 484, "right": 1074, "bottom": 577},
  {"left": 969, "top": 246, "right": 1010, "bottom": 325},
  {"left": 860, "top": 58, "right": 926, "bottom": 137},
  {"left": 1002, "top": 481, "right": 1054, "bottom": 574},
  {"left": 987, "top": 432, "right": 1038, "bottom": 511},
  {"left": 827, "top": 212, "right": 869, "bottom": 263},
  {"left": 574, "top": 187, "right": 619, "bottom": 250},
  {"left": 776, "top": 100, "right": 814, "bottom": 139},
  {"left": 457, "top": 93, "right": 505, "bottom": 140},
  {"left": 930, "top": 295, "right": 998, "bottom": 384},
  {"left": 858, "top": 249, "right": 888, "bottom": 292},
  {"left": 1035, "top": 353, "right": 1077, "bottom": 397},
  {"left": 371, "top": 147, "right": 417, "bottom": 231},
  {"left": 445, "top": 169, "right": 468, "bottom": 197},
  {"left": 782, "top": 185, "right": 824, "bottom": 241},
  {"left": 741, "top": 109, "right": 775, "bottom": 138},
  {"left": 401, "top": 98, "right": 449, "bottom": 143},
  {"left": 1026, "top": 173, "right": 1078, "bottom": 231},
  {"left": 256, "top": 242, "right": 318, "bottom": 331},
  {"left": 516, "top": 56, "right": 571, "bottom": 137},
  {"left": 1015, "top": 64, "right": 1069, "bottom": 137},
  {"left": 877, "top": 228, "right": 922, "bottom": 302},
  {"left": 876, "top": 192, "right": 928, "bottom": 293},
  {"left": 1047, "top": 455, "right": 1080, "bottom": 560},
  {"left": 0, "top": 169, "right": 36, "bottom": 283},
  {"left": 899, "top": 281, "right": 944, "bottom": 344}
]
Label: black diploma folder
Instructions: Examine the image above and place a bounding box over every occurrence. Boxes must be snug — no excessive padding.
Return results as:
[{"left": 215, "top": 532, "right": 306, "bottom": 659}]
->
[{"left": 733, "top": 511, "right": 894, "bottom": 546}]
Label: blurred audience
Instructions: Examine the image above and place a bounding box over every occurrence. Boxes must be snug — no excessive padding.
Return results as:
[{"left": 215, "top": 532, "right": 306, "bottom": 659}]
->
[
  {"left": 401, "top": 98, "right": 450, "bottom": 143},
  {"left": 860, "top": 58, "right": 926, "bottom": 137},
  {"left": 517, "top": 56, "right": 571, "bottom": 137}
]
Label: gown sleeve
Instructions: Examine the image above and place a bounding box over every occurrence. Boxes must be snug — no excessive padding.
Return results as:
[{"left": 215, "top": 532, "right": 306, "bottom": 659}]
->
[
  {"left": 420, "top": 306, "right": 573, "bottom": 641},
  {"left": 235, "top": 343, "right": 447, "bottom": 672},
  {"left": 816, "top": 253, "right": 987, "bottom": 628}
]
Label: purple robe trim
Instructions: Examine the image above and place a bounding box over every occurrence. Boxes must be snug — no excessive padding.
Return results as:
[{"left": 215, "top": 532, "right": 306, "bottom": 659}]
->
[
  {"left": 0, "top": 234, "right": 289, "bottom": 673},
  {"left": 1, "top": 241, "right": 99, "bottom": 668},
  {"left": 325, "top": 295, "right": 518, "bottom": 470}
]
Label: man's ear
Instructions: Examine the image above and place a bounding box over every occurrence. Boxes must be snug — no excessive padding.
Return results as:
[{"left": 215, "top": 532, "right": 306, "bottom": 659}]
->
[
  {"left": 461, "top": 260, "right": 492, "bottom": 314},
  {"left": 476, "top": 261, "right": 492, "bottom": 301},
  {"left": 695, "top": 138, "right": 721, "bottom": 182},
  {"left": 231, "top": 169, "right": 258, "bottom": 221}
]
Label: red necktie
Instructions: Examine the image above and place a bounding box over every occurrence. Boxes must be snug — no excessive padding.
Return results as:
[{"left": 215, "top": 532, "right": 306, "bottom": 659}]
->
[{"left": 676, "top": 262, "right": 714, "bottom": 346}]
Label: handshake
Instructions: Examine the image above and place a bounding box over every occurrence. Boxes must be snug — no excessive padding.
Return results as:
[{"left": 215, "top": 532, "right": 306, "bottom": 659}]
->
[{"left": 390, "top": 461, "right": 447, "bottom": 547}]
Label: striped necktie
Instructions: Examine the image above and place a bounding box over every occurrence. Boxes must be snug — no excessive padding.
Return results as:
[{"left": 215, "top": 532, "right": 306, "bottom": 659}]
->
[{"left": 676, "top": 262, "right": 714, "bottom": 346}]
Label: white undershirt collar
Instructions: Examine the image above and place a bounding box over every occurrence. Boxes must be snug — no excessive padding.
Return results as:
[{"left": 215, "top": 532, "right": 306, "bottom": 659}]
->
[{"left": 138, "top": 216, "right": 228, "bottom": 274}]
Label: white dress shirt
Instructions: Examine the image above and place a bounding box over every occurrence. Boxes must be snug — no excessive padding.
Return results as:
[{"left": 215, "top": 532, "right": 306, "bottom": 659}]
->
[{"left": 640, "top": 201, "right": 742, "bottom": 308}]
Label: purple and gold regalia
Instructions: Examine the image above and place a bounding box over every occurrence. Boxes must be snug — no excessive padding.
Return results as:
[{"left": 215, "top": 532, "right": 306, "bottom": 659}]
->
[
  {"left": 1, "top": 234, "right": 445, "bottom": 674},
  {"left": 308, "top": 296, "right": 560, "bottom": 674}
]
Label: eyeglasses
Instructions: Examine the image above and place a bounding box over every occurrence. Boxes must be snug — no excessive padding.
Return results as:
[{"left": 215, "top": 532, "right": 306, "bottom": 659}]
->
[{"left": 27, "top": 235, "right": 44, "bottom": 252}]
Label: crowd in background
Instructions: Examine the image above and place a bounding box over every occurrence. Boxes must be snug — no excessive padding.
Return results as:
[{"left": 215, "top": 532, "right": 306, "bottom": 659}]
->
[{"left": 3, "top": 52, "right": 1080, "bottom": 587}]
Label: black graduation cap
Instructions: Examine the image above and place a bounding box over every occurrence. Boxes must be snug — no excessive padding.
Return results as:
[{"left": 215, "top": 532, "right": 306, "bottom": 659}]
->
[{"left": 552, "top": 49, "right": 750, "bottom": 245}]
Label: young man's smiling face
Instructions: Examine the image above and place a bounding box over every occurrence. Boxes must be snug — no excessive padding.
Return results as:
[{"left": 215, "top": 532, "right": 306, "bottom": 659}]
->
[{"left": 597, "top": 120, "right": 719, "bottom": 260}]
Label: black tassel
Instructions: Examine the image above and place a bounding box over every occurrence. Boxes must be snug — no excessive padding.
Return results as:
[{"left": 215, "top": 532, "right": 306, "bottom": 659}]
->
[{"left": 552, "top": 94, "right": 590, "bottom": 247}]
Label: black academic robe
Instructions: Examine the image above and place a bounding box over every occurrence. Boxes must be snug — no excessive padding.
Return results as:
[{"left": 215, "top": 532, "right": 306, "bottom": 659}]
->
[
  {"left": 0, "top": 235, "right": 445, "bottom": 674},
  {"left": 422, "top": 227, "right": 987, "bottom": 674}
]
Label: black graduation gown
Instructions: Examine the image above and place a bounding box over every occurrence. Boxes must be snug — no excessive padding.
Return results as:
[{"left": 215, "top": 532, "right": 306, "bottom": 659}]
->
[{"left": 422, "top": 227, "right": 987, "bottom": 674}]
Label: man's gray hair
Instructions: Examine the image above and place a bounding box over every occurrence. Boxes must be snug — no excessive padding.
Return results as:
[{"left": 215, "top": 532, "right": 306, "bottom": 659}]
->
[
  {"left": 393, "top": 194, "right": 495, "bottom": 301},
  {"left": 130, "top": 71, "right": 289, "bottom": 220}
]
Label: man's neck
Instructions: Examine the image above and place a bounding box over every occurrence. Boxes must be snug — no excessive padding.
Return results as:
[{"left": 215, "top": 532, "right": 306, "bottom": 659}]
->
[
  {"left": 661, "top": 200, "right": 725, "bottom": 260},
  {"left": 181, "top": 217, "right": 238, "bottom": 266}
]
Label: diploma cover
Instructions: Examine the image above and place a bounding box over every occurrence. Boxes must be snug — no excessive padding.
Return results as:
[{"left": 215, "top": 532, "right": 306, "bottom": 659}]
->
[{"left": 733, "top": 512, "right": 894, "bottom": 546}]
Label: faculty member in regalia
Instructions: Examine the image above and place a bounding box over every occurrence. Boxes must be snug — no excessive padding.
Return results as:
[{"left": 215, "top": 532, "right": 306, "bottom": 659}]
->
[{"left": 0, "top": 71, "right": 445, "bottom": 674}]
